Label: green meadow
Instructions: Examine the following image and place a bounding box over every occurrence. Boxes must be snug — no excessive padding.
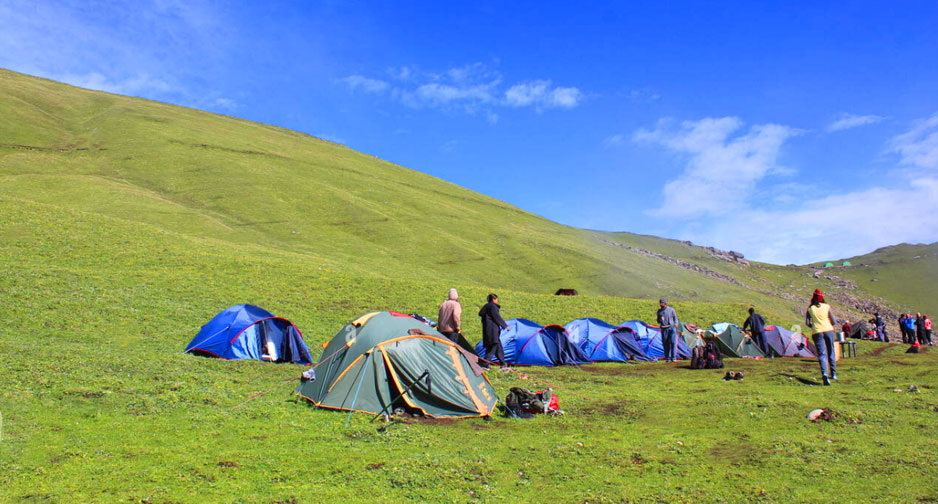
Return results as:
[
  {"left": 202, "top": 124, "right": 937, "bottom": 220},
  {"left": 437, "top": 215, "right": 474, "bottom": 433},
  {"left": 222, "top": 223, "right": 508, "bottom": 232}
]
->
[{"left": 2, "top": 69, "right": 938, "bottom": 503}]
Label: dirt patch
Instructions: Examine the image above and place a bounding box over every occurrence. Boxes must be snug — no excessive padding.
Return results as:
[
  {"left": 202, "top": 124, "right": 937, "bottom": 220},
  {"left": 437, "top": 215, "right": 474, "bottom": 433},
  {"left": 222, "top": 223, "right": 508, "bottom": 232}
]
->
[
  {"left": 871, "top": 343, "right": 898, "bottom": 356},
  {"left": 217, "top": 460, "right": 239, "bottom": 468}
]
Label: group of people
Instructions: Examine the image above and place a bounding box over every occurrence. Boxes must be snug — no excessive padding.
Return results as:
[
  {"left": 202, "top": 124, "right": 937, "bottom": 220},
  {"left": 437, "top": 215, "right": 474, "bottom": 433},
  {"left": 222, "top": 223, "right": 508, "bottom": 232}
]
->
[
  {"left": 437, "top": 288, "right": 511, "bottom": 369},
  {"left": 898, "top": 312, "right": 933, "bottom": 346}
]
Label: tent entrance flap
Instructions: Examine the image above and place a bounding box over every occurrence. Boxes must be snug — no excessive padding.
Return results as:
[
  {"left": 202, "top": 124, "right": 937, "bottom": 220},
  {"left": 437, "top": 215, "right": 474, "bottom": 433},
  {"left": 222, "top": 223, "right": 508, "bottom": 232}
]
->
[{"left": 381, "top": 338, "right": 492, "bottom": 417}]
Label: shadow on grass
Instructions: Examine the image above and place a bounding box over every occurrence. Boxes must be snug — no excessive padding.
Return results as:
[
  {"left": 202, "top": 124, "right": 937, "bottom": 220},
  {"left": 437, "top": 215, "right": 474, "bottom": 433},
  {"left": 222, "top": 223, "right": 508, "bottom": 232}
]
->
[{"left": 778, "top": 373, "right": 821, "bottom": 386}]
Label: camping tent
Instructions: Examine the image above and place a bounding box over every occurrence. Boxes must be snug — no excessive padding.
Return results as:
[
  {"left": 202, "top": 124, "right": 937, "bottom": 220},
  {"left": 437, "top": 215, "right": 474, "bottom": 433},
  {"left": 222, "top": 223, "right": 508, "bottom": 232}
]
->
[
  {"left": 618, "top": 320, "right": 692, "bottom": 360},
  {"left": 764, "top": 325, "right": 817, "bottom": 357},
  {"left": 846, "top": 320, "right": 871, "bottom": 339},
  {"left": 564, "top": 318, "right": 651, "bottom": 362},
  {"left": 824, "top": 262, "right": 835, "bottom": 268},
  {"left": 707, "top": 323, "right": 765, "bottom": 358},
  {"left": 475, "top": 319, "right": 590, "bottom": 366},
  {"left": 842, "top": 261, "right": 852, "bottom": 267},
  {"left": 295, "top": 311, "right": 496, "bottom": 418},
  {"left": 185, "top": 304, "right": 313, "bottom": 364},
  {"left": 681, "top": 324, "right": 705, "bottom": 348}
]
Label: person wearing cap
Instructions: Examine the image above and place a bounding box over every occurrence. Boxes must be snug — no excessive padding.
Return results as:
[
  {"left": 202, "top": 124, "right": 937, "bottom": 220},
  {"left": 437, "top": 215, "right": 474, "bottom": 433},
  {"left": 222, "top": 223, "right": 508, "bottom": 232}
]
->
[
  {"left": 656, "top": 297, "right": 679, "bottom": 362},
  {"left": 437, "top": 288, "right": 462, "bottom": 343},
  {"left": 742, "top": 307, "right": 769, "bottom": 356},
  {"left": 805, "top": 289, "right": 838, "bottom": 385}
]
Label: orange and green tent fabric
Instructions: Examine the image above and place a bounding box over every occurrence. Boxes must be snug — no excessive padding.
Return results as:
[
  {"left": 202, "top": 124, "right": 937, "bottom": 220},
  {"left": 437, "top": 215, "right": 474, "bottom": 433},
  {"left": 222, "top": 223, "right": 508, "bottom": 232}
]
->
[{"left": 295, "top": 312, "right": 496, "bottom": 418}]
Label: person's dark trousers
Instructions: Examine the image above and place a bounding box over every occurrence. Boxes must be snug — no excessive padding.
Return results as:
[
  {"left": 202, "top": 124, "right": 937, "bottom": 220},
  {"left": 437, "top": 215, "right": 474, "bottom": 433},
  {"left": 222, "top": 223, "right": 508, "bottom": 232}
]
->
[
  {"left": 918, "top": 328, "right": 928, "bottom": 345},
  {"left": 483, "top": 337, "right": 506, "bottom": 366},
  {"left": 661, "top": 327, "right": 676, "bottom": 361},
  {"left": 752, "top": 331, "right": 769, "bottom": 356},
  {"left": 440, "top": 331, "right": 460, "bottom": 343},
  {"left": 927, "top": 330, "right": 933, "bottom": 345},
  {"left": 812, "top": 331, "right": 837, "bottom": 379}
]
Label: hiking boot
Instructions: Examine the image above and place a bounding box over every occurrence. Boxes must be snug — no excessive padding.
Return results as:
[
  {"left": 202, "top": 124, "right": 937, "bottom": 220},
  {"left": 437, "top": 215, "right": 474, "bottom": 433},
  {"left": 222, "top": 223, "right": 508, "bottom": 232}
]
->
[
  {"left": 831, "top": 373, "right": 838, "bottom": 380},
  {"left": 822, "top": 376, "right": 831, "bottom": 386}
]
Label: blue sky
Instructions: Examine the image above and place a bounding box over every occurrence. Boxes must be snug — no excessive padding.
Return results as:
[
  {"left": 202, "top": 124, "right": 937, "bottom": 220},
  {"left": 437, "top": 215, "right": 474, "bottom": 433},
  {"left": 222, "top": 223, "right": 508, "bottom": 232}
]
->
[{"left": 3, "top": 0, "right": 938, "bottom": 264}]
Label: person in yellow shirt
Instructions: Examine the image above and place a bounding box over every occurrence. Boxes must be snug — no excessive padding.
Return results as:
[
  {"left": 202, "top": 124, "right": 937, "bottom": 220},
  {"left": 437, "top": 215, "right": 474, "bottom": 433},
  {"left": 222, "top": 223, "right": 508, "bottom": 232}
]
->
[{"left": 805, "top": 289, "right": 838, "bottom": 385}]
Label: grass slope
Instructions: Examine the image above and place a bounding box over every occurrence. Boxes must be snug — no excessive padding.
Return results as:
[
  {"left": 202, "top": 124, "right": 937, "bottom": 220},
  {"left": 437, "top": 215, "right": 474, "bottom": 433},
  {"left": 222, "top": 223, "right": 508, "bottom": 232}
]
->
[
  {"left": 3, "top": 198, "right": 938, "bottom": 503},
  {"left": 3, "top": 67, "right": 917, "bottom": 324},
  {"left": 823, "top": 243, "right": 938, "bottom": 317}
]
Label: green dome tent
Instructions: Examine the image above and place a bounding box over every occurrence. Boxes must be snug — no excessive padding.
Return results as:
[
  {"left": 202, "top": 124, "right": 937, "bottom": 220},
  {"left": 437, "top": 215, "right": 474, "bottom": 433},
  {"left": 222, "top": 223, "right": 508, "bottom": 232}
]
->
[
  {"left": 841, "top": 261, "right": 852, "bottom": 266},
  {"left": 295, "top": 312, "right": 497, "bottom": 419},
  {"left": 706, "top": 323, "right": 766, "bottom": 358},
  {"left": 824, "top": 262, "right": 835, "bottom": 268}
]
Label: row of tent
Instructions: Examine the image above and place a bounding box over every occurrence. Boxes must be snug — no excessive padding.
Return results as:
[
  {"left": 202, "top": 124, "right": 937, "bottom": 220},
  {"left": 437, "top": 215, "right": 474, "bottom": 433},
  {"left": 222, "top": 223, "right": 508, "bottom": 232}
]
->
[
  {"left": 471, "top": 318, "right": 818, "bottom": 366},
  {"left": 184, "top": 305, "right": 818, "bottom": 419}
]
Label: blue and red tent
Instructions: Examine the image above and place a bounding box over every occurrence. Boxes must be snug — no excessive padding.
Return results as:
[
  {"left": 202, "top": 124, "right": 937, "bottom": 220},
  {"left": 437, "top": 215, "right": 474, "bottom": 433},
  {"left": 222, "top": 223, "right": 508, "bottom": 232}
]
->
[
  {"left": 617, "top": 320, "right": 692, "bottom": 360},
  {"left": 185, "top": 304, "right": 313, "bottom": 364},
  {"left": 564, "top": 318, "right": 651, "bottom": 362},
  {"left": 475, "top": 318, "right": 589, "bottom": 366}
]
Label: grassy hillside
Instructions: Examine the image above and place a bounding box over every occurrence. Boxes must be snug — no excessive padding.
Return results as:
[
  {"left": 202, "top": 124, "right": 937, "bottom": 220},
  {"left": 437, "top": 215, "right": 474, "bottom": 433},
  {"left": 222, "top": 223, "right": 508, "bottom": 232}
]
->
[
  {"left": 817, "top": 243, "right": 938, "bottom": 317},
  {"left": 3, "top": 68, "right": 938, "bottom": 503},
  {"left": 1, "top": 67, "right": 907, "bottom": 326}
]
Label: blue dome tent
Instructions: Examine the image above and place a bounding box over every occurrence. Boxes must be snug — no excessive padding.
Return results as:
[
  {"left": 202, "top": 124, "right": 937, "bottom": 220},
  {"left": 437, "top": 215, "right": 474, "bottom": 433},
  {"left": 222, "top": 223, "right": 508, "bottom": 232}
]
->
[
  {"left": 618, "top": 320, "right": 692, "bottom": 360},
  {"left": 185, "top": 304, "right": 313, "bottom": 364},
  {"left": 475, "top": 319, "right": 589, "bottom": 366},
  {"left": 564, "top": 318, "right": 651, "bottom": 362}
]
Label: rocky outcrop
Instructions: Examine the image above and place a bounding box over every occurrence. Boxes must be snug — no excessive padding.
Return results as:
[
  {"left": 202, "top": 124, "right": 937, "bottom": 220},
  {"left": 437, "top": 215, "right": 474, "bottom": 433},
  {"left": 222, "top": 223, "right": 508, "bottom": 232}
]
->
[
  {"left": 705, "top": 247, "right": 750, "bottom": 266},
  {"left": 604, "top": 240, "right": 747, "bottom": 287}
]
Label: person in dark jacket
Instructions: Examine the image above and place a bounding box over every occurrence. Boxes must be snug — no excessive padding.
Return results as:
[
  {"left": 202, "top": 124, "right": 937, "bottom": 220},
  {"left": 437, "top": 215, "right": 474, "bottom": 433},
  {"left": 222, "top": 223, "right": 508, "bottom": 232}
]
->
[
  {"left": 742, "top": 307, "right": 769, "bottom": 356},
  {"left": 916, "top": 313, "right": 927, "bottom": 345},
  {"left": 899, "top": 314, "right": 911, "bottom": 344},
  {"left": 478, "top": 294, "right": 510, "bottom": 368},
  {"left": 656, "top": 297, "right": 679, "bottom": 362}
]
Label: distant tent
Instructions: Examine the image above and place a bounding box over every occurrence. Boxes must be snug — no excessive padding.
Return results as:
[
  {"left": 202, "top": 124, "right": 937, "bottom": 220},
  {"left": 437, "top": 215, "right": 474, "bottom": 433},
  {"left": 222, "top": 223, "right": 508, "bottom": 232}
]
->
[
  {"left": 764, "top": 325, "right": 817, "bottom": 357},
  {"left": 564, "top": 318, "right": 651, "bottom": 362},
  {"left": 847, "top": 320, "right": 870, "bottom": 339},
  {"left": 295, "top": 312, "right": 496, "bottom": 418},
  {"left": 185, "top": 304, "right": 313, "bottom": 364},
  {"left": 841, "top": 261, "right": 852, "bottom": 267},
  {"left": 618, "top": 320, "right": 692, "bottom": 360},
  {"left": 707, "top": 323, "right": 765, "bottom": 358},
  {"left": 824, "top": 262, "right": 835, "bottom": 268},
  {"left": 475, "top": 319, "right": 590, "bottom": 366}
]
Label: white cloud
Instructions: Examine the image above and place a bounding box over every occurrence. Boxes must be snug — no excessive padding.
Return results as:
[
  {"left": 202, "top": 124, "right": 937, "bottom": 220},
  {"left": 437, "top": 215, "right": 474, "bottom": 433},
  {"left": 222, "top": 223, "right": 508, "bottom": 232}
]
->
[
  {"left": 635, "top": 117, "right": 799, "bottom": 218},
  {"left": 504, "top": 80, "right": 582, "bottom": 109},
  {"left": 603, "top": 134, "right": 626, "bottom": 147},
  {"left": 889, "top": 111, "right": 938, "bottom": 169},
  {"left": 634, "top": 113, "right": 938, "bottom": 264},
  {"left": 827, "top": 113, "right": 885, "bottom": 132},
  {"left": 699, "top": 177, "right": 938, "bottom": 264},
  {"left": 336, "top": 75, "right": 389, "bottom": 94},
  {"left": 338, "top": 63, "right": 581, "bottom": 120}
]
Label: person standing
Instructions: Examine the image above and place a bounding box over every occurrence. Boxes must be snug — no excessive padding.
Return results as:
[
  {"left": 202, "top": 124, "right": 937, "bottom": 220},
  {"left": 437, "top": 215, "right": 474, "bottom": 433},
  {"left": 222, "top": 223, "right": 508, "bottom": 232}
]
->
[
  {"left": 437, "top": 288, "right": 462, "bottom": 343},
  {"left": 899, "top": 314, "right": 909, "bottom": 344},
  {"left": 875, "top": 313, "right": 888, "bottom": 342},
  {"left": 916, "top": 312, "right": 927, "bottom": 346},
  {"left": 904, "top": 314, "right": 917, "bottom": 344},
  {"left": 924, "top": 315, "right": 933, "bottom": 345},
  {"left": 478, "top": 294, "right": 510, "bottom": 369},
  {"left": 657, "top": 297, "right": 679, "bottom": 362},
  {"left": 806, "top": 289, "right": 838, "bottom": 386},
  {"left": 742, "top": 307, "right": 769, "bottom": 356}
]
